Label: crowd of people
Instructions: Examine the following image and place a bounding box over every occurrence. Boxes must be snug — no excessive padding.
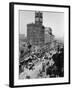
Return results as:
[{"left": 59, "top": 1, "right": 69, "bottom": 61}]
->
[{"left": 19, "top": 42, "right": 64, "bottom": 79}]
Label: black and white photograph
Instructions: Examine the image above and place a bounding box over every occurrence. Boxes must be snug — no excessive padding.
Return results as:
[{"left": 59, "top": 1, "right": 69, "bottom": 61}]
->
[
  {"left": 9, "top": 2, "right": 70, "bottom": 87},
  {"left": 19, "top": 10, "right": 64, "bottom": 79}
]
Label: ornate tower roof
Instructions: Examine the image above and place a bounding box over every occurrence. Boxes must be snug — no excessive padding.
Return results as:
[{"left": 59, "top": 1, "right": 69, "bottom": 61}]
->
[{"left": 35, "top": 11, "right": 43, "bottom": 25}]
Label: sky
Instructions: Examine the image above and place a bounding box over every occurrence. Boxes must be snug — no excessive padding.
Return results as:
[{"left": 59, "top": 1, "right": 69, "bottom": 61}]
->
[{"left": 19, "top": 10, "right": 64, "bottom": 39}]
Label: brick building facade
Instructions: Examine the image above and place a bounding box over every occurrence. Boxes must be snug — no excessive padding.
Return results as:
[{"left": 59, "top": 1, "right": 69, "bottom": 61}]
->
[{"left": 27, "top": 11, "right": 45, "bottom": 46}]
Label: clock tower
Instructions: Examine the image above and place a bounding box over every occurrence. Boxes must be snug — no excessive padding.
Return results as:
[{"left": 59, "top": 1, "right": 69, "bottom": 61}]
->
[
  {"left": 27, "top": 11, "right": 44, "bottom": 46},
  {"left": 35, "top": 11, "right": 43, "bottom": 25}
]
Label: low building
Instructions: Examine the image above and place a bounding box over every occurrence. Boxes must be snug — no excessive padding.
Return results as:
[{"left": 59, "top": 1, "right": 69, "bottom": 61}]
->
[
  {"left": 45, "top": 27, "right": 55, "bottom": 43},
  {"left": 45, "top": 27, "right": 55, "bottom": 49}
]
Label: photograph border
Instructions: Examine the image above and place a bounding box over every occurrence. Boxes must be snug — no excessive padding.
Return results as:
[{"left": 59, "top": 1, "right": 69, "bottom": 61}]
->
[{"left": 9, "top": 2, "right": 70, "bottom": 88}]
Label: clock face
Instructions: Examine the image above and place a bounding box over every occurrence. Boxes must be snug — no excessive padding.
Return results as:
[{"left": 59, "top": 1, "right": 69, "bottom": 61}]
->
[{"left": 36, "top": 18, "right": 42, "bottom": 22}]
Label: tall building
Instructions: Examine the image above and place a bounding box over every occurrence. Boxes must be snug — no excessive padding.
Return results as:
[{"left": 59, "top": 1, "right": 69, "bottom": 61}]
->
[
  {"left": 45, "top": 27, "right": 54, "bottom": 43},
  {"left": 27, "top": 11, "right": 45, "bottom": 46}
]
